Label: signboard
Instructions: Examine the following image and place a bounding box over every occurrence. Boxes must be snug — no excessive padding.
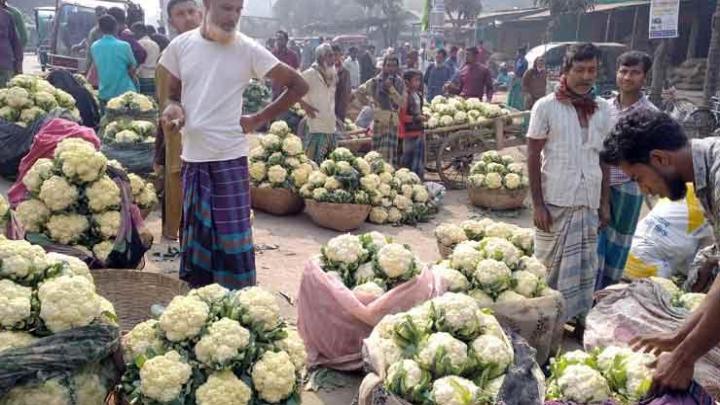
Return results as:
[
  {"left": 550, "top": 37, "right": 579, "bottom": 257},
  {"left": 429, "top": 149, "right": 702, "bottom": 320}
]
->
[{"left": 648, "top": 0, "right": 680, "bottom": 39}]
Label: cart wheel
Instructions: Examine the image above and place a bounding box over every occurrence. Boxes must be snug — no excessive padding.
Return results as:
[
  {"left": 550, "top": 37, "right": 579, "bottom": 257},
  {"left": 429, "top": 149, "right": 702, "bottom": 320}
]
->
[{"left": 436, "top": 131, "right": 491, "bottom": 189}]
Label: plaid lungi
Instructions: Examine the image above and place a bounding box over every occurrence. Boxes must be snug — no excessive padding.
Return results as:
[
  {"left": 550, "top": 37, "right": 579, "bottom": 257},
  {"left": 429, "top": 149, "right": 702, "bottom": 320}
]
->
[
  {"left": 138, "top": 78, "right": 156, "bottom": 98},
  {"left": 534, "top": 205, "right": 599, "bottom": 321},
  {"left": 180, "top": 157, "right": 256, "bottom": 289},
  {"left": 372, "top": 127, "right": 399, "bottom": 167},
  {"left": 596, "top": 181, "right": 644, "bottom": 289},
  {"left": 400, "top": 136, "right": 425, "bottom": 179},
  {"left": 304, "top": 132, "right": 335, "bottom": 164}
]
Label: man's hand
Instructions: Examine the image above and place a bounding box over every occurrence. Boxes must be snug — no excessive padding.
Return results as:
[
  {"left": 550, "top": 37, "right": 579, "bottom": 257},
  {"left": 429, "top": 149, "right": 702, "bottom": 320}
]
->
[
  {"left": 533, "top": 204, "right": 553, "bottom": 232},
  {"left": 302, "top": 103, "right": 319, "bottom": 119},
  {"left": 240, "top": 114, "right": 263, "bottom": 133},
  {"left": 692, "top": 256, "right": 719, "bottom": 292},
  {"left": 599, "top": 202, "right": 611, "bottom": 229},
  {"left": 161, "top": 102, "right": 185, "bottom": 132},
  {"left": 649, "top": 352, "right": 694, "bottom": 394},
  {"left": 630, "top": 332, "right": 682, "bottom": 356}
]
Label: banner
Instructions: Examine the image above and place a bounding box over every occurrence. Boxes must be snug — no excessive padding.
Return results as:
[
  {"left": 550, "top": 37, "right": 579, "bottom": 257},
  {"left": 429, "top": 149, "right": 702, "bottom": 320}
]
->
[{"left": 648, "top": 0, "right": 680, "bottom": 39}]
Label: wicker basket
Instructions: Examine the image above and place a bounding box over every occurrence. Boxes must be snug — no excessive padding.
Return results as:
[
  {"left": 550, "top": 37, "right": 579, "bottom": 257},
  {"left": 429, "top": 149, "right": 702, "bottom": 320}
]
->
[
  {"left": 468, "top": 186, "right": 527, "bottom": 210},
  {"left": 251, "top": 187, "right": 304, "bottom": 216},
  {"left": 92, "top": 269, "right": 189, "bottom": 333},
  {"left": 437, "top": 241, "right": 454, "bottom": 259},
  {"left": 305, "top": 200, "right": 371, "bottom": 232}
]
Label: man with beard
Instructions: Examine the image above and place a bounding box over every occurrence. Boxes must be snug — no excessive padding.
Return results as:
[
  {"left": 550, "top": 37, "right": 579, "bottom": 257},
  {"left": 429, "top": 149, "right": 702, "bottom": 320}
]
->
[
  {"left": 271, "top": 30, "right": 300, "bottom": 99},
  {"left": 333, "top": 44, "right": 352, "bottom": 122},
  {"left": 158, "top": 0, "right": 308, "bottom": 289},
  {"left": 527, "top": 43, "right": 612, "bottom": 325},
  {"left": 601, "top": 109, "right": 720, "bottom": 395},
  {"left": 154, "top": 0, "right": 202, "bottom": 241},
  {"left": 353, "top": 54, "right": 405, "bottom": 166},
  {"left": 300, "top": 43, "right": 337, "bottom": 162}
]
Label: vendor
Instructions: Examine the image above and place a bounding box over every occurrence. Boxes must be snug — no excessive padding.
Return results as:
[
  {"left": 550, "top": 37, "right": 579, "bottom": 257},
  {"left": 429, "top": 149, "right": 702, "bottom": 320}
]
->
[
  {"left": 444, "top": 47, "right": 493, "bottom": 102},
  {"left": 601, "top": 109, "right": 720, "bottom": 392},
  {"left": 299, "top": 43, "right": 336, "bottom": 163}
]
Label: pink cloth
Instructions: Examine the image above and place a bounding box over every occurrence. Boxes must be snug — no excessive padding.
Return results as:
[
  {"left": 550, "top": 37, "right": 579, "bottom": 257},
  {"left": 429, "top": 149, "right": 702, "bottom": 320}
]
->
[
  {"left": 8, "top": 119, "right": 101, "bottom": 207},
  {"left": 297, "top": 260, "right": 446, "bottom": 370}
]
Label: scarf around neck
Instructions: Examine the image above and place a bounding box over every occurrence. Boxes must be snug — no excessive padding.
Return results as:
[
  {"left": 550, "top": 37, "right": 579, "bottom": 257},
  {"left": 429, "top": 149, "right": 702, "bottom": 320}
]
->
[{"left": 554, "top": 76, "right": 598, "bottom": 128}]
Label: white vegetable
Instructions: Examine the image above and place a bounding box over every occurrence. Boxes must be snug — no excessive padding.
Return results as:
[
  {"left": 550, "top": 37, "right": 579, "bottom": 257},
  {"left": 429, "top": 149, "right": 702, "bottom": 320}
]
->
[
  {"left": 513, "top": 270, "right": 541, "bottom": 298},
  {"left": 417, "top": 332, "right": 469, "bottom": 377},
  {"left": 38, "top": 175, "right": 78, "bottom": 212},
  {"left": 323, "top": 234, "right": 367, "bottom": 265},
  {"left": 194, "top": 317, "right": 251, "bottom": 366},
  {"left": 122, "top": 319, "right": 164, "bottom": 363},
  {"left": 432, "top": 263, "right": 470, "bottom": 292},
  {"left": 158, "top": 295, "right": 210, "bottom": 342},
  {"left": 251, "top": 350, "right": 297, "bottom": 403},
  {"left": 471, "top": 334, "right": 513, "bottom": 378},
  {"left": 449, "top": 241, "right": 483, "bottom": 274},
  {"left": 0, "top": 331, "right": 37, "bottom": 352},
  {"left": 431, "top": 376, "right": 480, "bottom": 405},
  {"left": 0, "top": 279, "right": 32, "bottom": 328},
  {"left": 352, "top": 281, "right": 386, "bottom": 299},
  {"left": 196, "top": 371, "right": 252, "bottom": 405},
  {"left": 376, "top": 243, "right": 416, "bottom": 279},
  {"left": 139, "top": 350, "right": 193, "bottom": 403},
  {"left": 234, "top": 286, "right": 281, "bottom": 331},
  {"left": 46, "top": 214, "right": 89, "bottom": 245},
  {"left": 15, "top": 199, "right": 50, "bottom": 233},
  {"left": 556, "top": 364, "right": 611, "bottom": 403},
  {"left": 38, "top": 275, "right": 100, "bottom": 333}
]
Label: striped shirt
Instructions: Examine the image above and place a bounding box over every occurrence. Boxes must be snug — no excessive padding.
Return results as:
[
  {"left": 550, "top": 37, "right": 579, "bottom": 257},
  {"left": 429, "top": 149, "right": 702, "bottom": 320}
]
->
[
  {"left": 527, "top": 93, "right": 613, "bottom": 210},
  {"left": 608, "top": 94, "right": 658, "bottom": 185},
  {"left": 692, "top": 137, "right": 720, "bottom": 241}
]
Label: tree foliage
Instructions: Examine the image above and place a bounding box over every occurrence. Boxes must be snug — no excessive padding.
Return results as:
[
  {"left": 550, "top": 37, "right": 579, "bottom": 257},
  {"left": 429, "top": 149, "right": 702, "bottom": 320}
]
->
[
  {"left": 273, "top": 0, "right": 344, "bottom": 30},
  {"left": 352, "top": 0, "right": 409, "bottom": 46},
  {"left": 534, "top": 0, "right": 595, "bottom": 15},
  {"left": 445, "top": 0, "right": 483, "bottom": 28}
]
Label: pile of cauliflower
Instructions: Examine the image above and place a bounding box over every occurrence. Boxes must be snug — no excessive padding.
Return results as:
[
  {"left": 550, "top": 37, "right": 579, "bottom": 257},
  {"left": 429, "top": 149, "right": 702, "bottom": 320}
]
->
[
  {"left": 467, "top": 150, "right": 529, "bottom": 191},
  {"left": 0, "top": 194, "right": 9, "bottom": 231},
  {"left": 0, "top": 74, "right": 80, "bottom": 127},
  {"left": 119, "top": 284, "right": 307, "bottom": 405},
  {"left": 648, "top": 276, "right": 706, "bottom": 312},
  {"left": 432, "top": 219, "right": 556, "bottom": 306},
  {"left": 367, "top": 292, "right": 521, "bottom": 404},
  {"left": 0, "top": 236, "right": 118, "bottom": 403},
  {"left": 102, "top": 119, "right": 157, "bottom": 144},
  {"left": 546, "top": 346, "right": 656, "bottom": 403},
  {"left": 242, "top": 80, "right": 271, "bottom": 114},
  {"left": 318, "top": 231, "right": 421, "bottom": 299},
  {"left": 423, "top": 95, "right": 513, "bottom": 130},
  {"left": 15, "top": 139, "right": 156, "bottom": 262},
  {"left": 73, "top": 73, "right": 100, "bottom": 105},
  {"left": 249, "top": 120, "right": 315, "bottom": 193},
  {"left": 105, "top": 91, "right": 155, "bottom": 114}
]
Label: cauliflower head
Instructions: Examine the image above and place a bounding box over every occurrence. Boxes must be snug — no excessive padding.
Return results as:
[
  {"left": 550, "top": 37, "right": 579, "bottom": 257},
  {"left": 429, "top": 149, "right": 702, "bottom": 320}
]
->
[
  {"left": 556, "top": 364, "right": 611, "bottom": 403},
  {"left": 518, "top": 256, "right": 547, "bottom": 279},
  {"left": 282, "top": 135, "right": 304, "bottom": 155},
  {"left": 15, "top": 199, "right": 50, "bottom": 233},
  {"left": 385, "top": 359, "right": 430, "bottom": 401},
  {"left": 2, "top": 379, "right": 71, "bottom": 405},
  {"left": 92, "top": 240, "right": 114, "bottom": 262},
  {"left": 269, "top": 120, "right": 291, "bottom": 136},
  {"left": 483, "top": 172, "right": 503, "bottom": 189},
  {"left": 376, "top": 243, "right": 416, "bottom": 279},
  {"left": 158, "top": 295, "right": 210, "bottom": 342},
  {"left": 234, "top": 286, "right": 281, "bottom": 331},
  {"left": 46, "top": 252, "right": 92, "bottom": 282},
  {"left": 188, "top": 283, "right": 229, "bottom": 305},
  {"left": 323, "top": 234, "right": 367, "bottom": 265},
  {"left": 0, "top": 238, "right": 50, "bottom": 281},
  {"left": 196, "top": 371, "right": 252, "bottom": 405},
  {"left": 46, "top": 214, "right": 89, "bottom": 245},
  {"left": 435, "top": 224, "right": 468, "bottom": 247},
  {"left": 55, "top": 142, "right": 107, "bottom": 184},
  {"left": 352, "top": 281, "right": 386, "bottom": 299},
  {"left": 417, "top": 332, "right": 469, "bottom": 377},
  {"left": 432, "top": 292, "right": 482, "bottom": 340},
  {"left": 194, "top": 317, "right": 251, "bottom": 366},
  {"left": 93, "top": 211, "right": 121, "bottom": 240},
  {"left": 474, "top": 259, "right": 513, "bottom": 296},
  {"left": 38, "top": 275, "right": 100, "bottom": 333},
  {"left": 503, "top": 173, "right": 523, "bottom": 189},
  {"left": 275, "top": 328, "right": 308, "bottom": 371},
  {"left": 0, "top": 280, "right": 32, "bottom": 329},
  {"left": 480, "top": 237, "right": 522, "bottom": 268},
  {"left": 369, "top": 207, "right": 389, "bottom": 224},
  {"left": 679, "top": 293, "right": 705, "bottom": 312},
  {"left": 513, "top": 270, "right": 541, "bottom": 298},
  {"left": 250, "top": 161, "right": 267, "bottom": 183},
  {"left": 122, "top": 319, "right": 165, "bottom": 363},
  {"left": 0, "top": 331, "right": 37, "bottom": 353},
  {"left": 449, "top": 241, "right": 483, "bottom": 274},
  {"left": 38, "top": 175, "right": 79, "bottom": 212},
  {"left": 23, "top": 158, "right": 55, "bottom": 194},
  {"left": 471, "top": 334, "right": 514, "bottom": 378},
  {"left": 267, "top": 165, "right": 288, "bottom": 185},
  {"left": 139, "top": 350, "right": 193, "bottom": 403},
  {"left": 251, "top": 350, "right": 297, "bottom": 403},
  {"left": 431, "top": 376, "right": 479, "bottom": 405},
  {"left": 432, "top": 264, "right": 470, "bottom": 293}
]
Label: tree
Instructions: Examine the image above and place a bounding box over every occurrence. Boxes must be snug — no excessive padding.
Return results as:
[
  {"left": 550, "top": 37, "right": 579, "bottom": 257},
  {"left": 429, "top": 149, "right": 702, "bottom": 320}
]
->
[
  {"left": 534, "top": 0, "right": 596, "bottom": 41},
  {"left": 445, "top": 0, "right": 483, "bottom": 38},
  {"left": 273, "top": 0, "right": 342, "bottom": 32},
  {"left": 703, "top": 0, "right": 720, "bottom": 106},
  {"left": 353, "top": 0, "right": 409, "bottom": 46}
]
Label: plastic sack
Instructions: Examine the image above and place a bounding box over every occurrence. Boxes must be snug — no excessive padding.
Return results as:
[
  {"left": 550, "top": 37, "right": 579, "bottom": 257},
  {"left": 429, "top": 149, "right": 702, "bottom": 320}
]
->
[
  {"left": 0, "top": 110, "right": 67, "bottom": 179},
  {"left": 46, "top": 70, "right": 101, "bottom": 129},
  {"left": 0, "top": 324, "right": 120, "bottom": 396},
  {"left": 585, "top": 280, "right": 720, "bottom": 397},
  {"left": 359, "top": 331, "right": 546, "bottom": 405},
  {"left": 297, "top": 259, "right": 446, "bottom": 371},
  {"left": 100, "top": 142, "right": 155, "bottom": 175}
]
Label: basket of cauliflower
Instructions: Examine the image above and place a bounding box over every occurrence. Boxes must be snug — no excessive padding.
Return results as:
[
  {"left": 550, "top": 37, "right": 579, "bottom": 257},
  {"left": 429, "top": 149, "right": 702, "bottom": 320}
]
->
[
  {"left": 299, "top": 147, "right": 373, "bottom": 231},
  {"left": 466, "top": 151, "right": 528, "bottom": 210},
  {"left": 249, "top": 120, "right": 314, "bottom": 216},
  {"left": 0, "top": 236, "right": 121, "bottom": 403},
  {"left": 118, "top": 284, "right": 307, "bottom": 405},
  {"left": 546, "top": 346, "right": 655, "bottom": 404},
  {"left": 296, "top": 231, "right": 447, "bottom": 370},
  {"left": 104, "top": 91, "right": 157, "bottom": 121},
  {"left": 423, "top": 95, "right": 514, "bottom": 131},
  {"left": 14, "top": 139, "right": 153, "bottom": 267},
  {"left": 0, "top": 74, "right": 80, "bottom": 128},
  {"left": 360, "top": 292, "right": 545, "bottom": 405},
  {"left": 432, "top": 219, "right": 565, "bottom": 364}
]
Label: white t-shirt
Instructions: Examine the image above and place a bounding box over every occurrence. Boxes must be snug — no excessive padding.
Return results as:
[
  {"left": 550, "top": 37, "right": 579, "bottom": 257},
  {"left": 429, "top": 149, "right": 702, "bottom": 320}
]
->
[
  {"left": 159, "top": 29, "right": 279, "bottom": 162},
  {"left": 138, "top": 36, "right": 160, "bottom": 79},
  {"left": 301, "top": 68, "right": 336, "bottom": 134}
]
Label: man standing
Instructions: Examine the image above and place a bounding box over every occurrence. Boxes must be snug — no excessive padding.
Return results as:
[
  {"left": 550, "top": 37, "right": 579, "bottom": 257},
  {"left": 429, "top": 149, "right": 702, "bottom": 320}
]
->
[
  {"left": 343, "top": 47, "right": 361, "bottom": 89},
  {"left": 446, "top": 46, "right": 459, "bottom": 72},
  {"left": 91, "top": 15, "right": 137, "bottom": 105},
  {"left": 271, "top": 30, "right": 300, "bottom": 98},
  {"left": 155, "top": 0, "right": 202, "bottom": 241},
  {"left": 477, "top": 40, "right": 490, "bottom": 66},
  {"left": 132, "top": 23, "right": 161, "bottom": 97},
  {"left": 334, "top": 44, "right": 352, "bottom": 122},
  {"left": 1, "top": 0, "right": 25, "bottom": 47},
  {"left": 82, "top": 6, "right": 107, "bottom": 77},
  {"left": 146, "top": 25, "right": 170, "bottom": 51},
  {"left": 354, "top": 55, "right": 404, "bottom": 166},
  {"left": 596, "top": 51, "right": 657, "bottom": 289},
  {"left": 424, "top": 49, "right": 454, "bottom": 101},
  {"left": 445, "top": 47, "right": 494, "bottom": 101},
  {"left": 406, "top": 49, "right": 419, "bottom": 70},
  {"left": 527, "top": 43, "right": 612, "bottom": 323},
  {"left": 359, "top": 45, "right": 376, "bottom": 83},
  {"left": 601, "top": 110, "right": 720, "bottom": 393},
  {"left": 0, "top": 4, "right": 21, "bottom": 86},
  {"left": 107, "top": 7, "right": 147, "bottom": 67},
  {"left": 159, "top": 0, "right": 308, "bottom": 289},
  {"left": 522, "top": 57, "right": 547, "bottom": 110},
  {"left": 300, "top": 44, "right": 338, "bottom": 163}
]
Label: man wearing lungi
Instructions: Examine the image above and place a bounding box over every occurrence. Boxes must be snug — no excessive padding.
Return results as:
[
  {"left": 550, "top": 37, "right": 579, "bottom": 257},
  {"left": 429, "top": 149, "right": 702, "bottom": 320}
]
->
[
  {"left": 527, "top": 43, "right": 612, "bottom": 323},
  {"left": 601, "top": 110, "right": 720, "bottom": 396},
  {"left": 596, "top": 51, "right": 658, "bottom": 289},
  {"left": 299, "top": 43, "right": 337, "bottom": 163},
  {"left": 159, "top": 0, "right": 308, "bottom": 289},
  {"left": 353, "top": 55, "right": 405, "bottom": 166}
]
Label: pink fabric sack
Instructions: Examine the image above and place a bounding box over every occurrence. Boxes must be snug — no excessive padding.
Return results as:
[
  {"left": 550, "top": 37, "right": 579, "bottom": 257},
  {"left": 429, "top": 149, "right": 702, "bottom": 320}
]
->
[{"left": 297, "top": 259, "right": 446, "bottom": 371}]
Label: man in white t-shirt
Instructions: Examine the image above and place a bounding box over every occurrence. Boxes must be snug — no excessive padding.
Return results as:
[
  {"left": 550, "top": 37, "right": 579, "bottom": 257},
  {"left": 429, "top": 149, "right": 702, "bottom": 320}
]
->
[
  {"left": 300, "top": 43, "right": 337, "bottom": 162},
  {"left": 131, "top": 22, "right": 161, "bottom": 97},
  {"left": 343, "top": 47, "right": 361, "bottom": 88},
  {"left": 158, "top": 0, "right": 308, "bottom": 289}
]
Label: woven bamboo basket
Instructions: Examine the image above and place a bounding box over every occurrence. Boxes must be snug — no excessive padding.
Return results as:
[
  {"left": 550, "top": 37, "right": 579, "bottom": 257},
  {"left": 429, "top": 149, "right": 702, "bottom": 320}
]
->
[
  {"left": 251, "top": 187, "right": 304, "bottom": 215},
  {"left": 305, "top": 200, "right": 371, "bottom": 232},
  {"left": 437, "top": 241, "right": 454, "bottom": 259},
  {"left": 92, "top": 269, "right": 189, "bottom": 333},
  {"left": 468, "top": 186, "right": 527, "bottom": 210}
]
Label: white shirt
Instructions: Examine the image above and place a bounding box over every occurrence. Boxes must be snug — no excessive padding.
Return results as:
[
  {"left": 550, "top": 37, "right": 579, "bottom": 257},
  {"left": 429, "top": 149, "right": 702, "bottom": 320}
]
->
[
  {"left": 137, "top": 36, "right": 161, "bottom": 79},
  {"left": 344, "top": 57, "right": 360, "bottom": 88},
  {"left": 301, "top": 68, "right": 337, "bottom": 134},
  {"left": 527, "top": 93, "right": 613, "bottom": 210},
  {"left": 159, "top": 29, "right": 279, "bottom": 162}
]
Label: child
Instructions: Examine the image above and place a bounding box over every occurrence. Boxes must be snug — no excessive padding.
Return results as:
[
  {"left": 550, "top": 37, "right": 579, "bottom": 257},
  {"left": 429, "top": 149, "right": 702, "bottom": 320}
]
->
[{"left": 399, "top": 69, "right": 426, "bottom": 179}]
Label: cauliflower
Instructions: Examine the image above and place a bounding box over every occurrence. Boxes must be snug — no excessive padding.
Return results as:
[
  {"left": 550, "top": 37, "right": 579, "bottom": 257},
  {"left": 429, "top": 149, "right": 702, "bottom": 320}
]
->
[
  {"left": 449, "top": 241, "right": 483, "bottom": 274},
  {"left": 2, "top": 379, "right": 71, "bottom": 405},
  {"left": 0, "top": 280, "right": 32, "bottom": 329},
  {"left": 354, "top": 158, "right": 371, "bottom": 175},
  {"left": 188, "top": 283, "right": 229, "bottom": 304},
  {"left": 73, "top": 371, "right": 107, "bottom": 405},
  {"left": 435, "top": 224, "right": 468, "bottom": 247},
  {"left": 0, "top": 106, "right": 19, "bottom": 122},
  {"left": 474, "top": 259, "right": 513, "bottom": 296},
  {"left": 471, "top": 334, "right": 514, "bottom": 378},
  {"left": 596, "top": 346, "right": 635, "bottom": 373},
  {"left": 507, "top": 163, "right": 524, "bottom": 175},
  {"left": 412, "top": 185, "right": 429, "bottom": 203},
  {"left": 431, "top": 376, "right": 479, "bottom": 405},
  {"left": 275, "top": 328, "right": 308, "bottom": 371},
  {"left": 468, "top": 289, "right": 494, "bottom": 307},
  {"left": 649, "top": 276, "right": 681, "bottom": 296},
  {"left": 387, "top": 207, "right": 402, "bottom": 223},
  {"left": 483, "top": 172, "right": 503, "bottom": 189},
  {"left": 432, "top": 293, "right": 482, "bottom": 340},
  {"left": 251, "top": 350, "right": 297, "bottom": 403},
  {"left": 329, "top": 147, "right": 355, "bottom": 162},
  {"left": 15, "top": 199, "right": 51, "bottom": 233},
  {"left": 54, "top": 88, "right": 77, "bottom": 109},
  {"left": 33, "top": 91, "right": 59, "bottom": 111},
  {"left": 510, "top": 227, "right": 534, "bottom": 254},
  {"left": 352, "top": 281, "right": 386, "bottom": 299},
  {"left": 440, "top": 115, "right": 454, "bottom": 127},
  {"left": 503, "top": 173, "right": 523, "bottom": 190},
  {"left": 93, "top": 211, "right": 121, "bottom": 239},
  {"left": 621, "top": 355, "right": 654, "bottom": 400},
  {"left": 115, "top": 129, "right": 141, "bottom": 143},
  {"left": 46, "top": 252, "right": 92, "bottom": 282},
  {"left": 122, "top": 319, "right": 165, "bottom": 363},
  {"left": 282, "top": 135, "right": 303, "bottom": 155},
  {"left": 361, "top": 174, "right": 381, "bottom": 191},
  {"left": 269, "top": 120, "right": 291, "bottom": 136},
  {"left": 308, "top": 171, "right": 327, "bottom": 187},
  {"left": 0, "top": 239, "right": 50, "bottom": 281},
  {"left": 369, "top": 207, "right": 389, "bottom": 224},
  {"left": 483, "top": 222, "right": 515, "bottom": 240},
  {"left": 480, "top": 237, "right": 522, "bottom": 268},
  {"left": 323, "top": 234, "right": 367, "bottom": 265},
  {"left": 432, "top": 263, "right": 470, "bottom": 292},
  {"left": 556, "top": 364, "right": 611, "bottom": 403},
  {"left": 5, "top": 87, "right": 31, "bottom": 109},
  {"left": 92, "top": 240, "right": 114, "bottom": 262},
  {"left": 194, "top": 317, "right": 251, "bottom": 366},
  {"left": 234, "top": 286, "right": 281, "bottom": 331},
  {"left": 393, "top": 195, "right": 413, "bottom": 211},
  {"left": 46, "top": 213, "right": 89, "bottom": 245},
  {"left": 679, "top": 292, "right": 705, "bottom": 311},
  {"left": 0, "top": 331, "right": 37, "bottom": 352},
  {"left": 55, "top": 141, "right": 107, "bottom": 184},
  {"left": 513, "top": 270, "right": 541, "bottom": 298},
  {"left": 418, "top": 332, "right": 469, "bottom": 377},
  {"left": 197, "top": 371, "right": 252, "bottom": 405},
  {"left": 140, "top": 350, "right": 192, "bottom": 403},
  {"left": 267, "top": 165, "right": 288, "bottom": 185},
  {"left": 311, "top": 187, "right": 328, "bottom": 201},
  {"left": 385, "top": 359, "right": 430, "bottom": 400},
  {"left": 39, "top": 175, "right": 79, "bottom": 212},
  {"left": 250, "top": 161, "right": 267, "bottom": 182},
  {"left": 518, "top": 256, "right": 547, "bottom": 279},
  {"left": 136, "top": 184, "right": 159, "bottom": 209},
  {"left": 292, "top": 163, "right": 313, "bottom": 187},
  {"left": 427, "top": 117, "right": 439, "bottom": 128},
  {"left": 495, "top": 290, "right": 525, "bottom": 303},
  {"left": 376, "top": 243, "right": 417, "bottom": 279},
  {"left": 324, "top": 176, "right": 342, "bottom": 191},
  {"left": 320, "top": 160, "right": 336, "bottom": 176},
  {"left": 23, "top": 158, "right": 55, "bottom": 194},
  {"left": 38, "top": 275, "right": 100, "bottom": 333},
  {"left": 158, "top": 295, "right": 210, "bottom": 341}
]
